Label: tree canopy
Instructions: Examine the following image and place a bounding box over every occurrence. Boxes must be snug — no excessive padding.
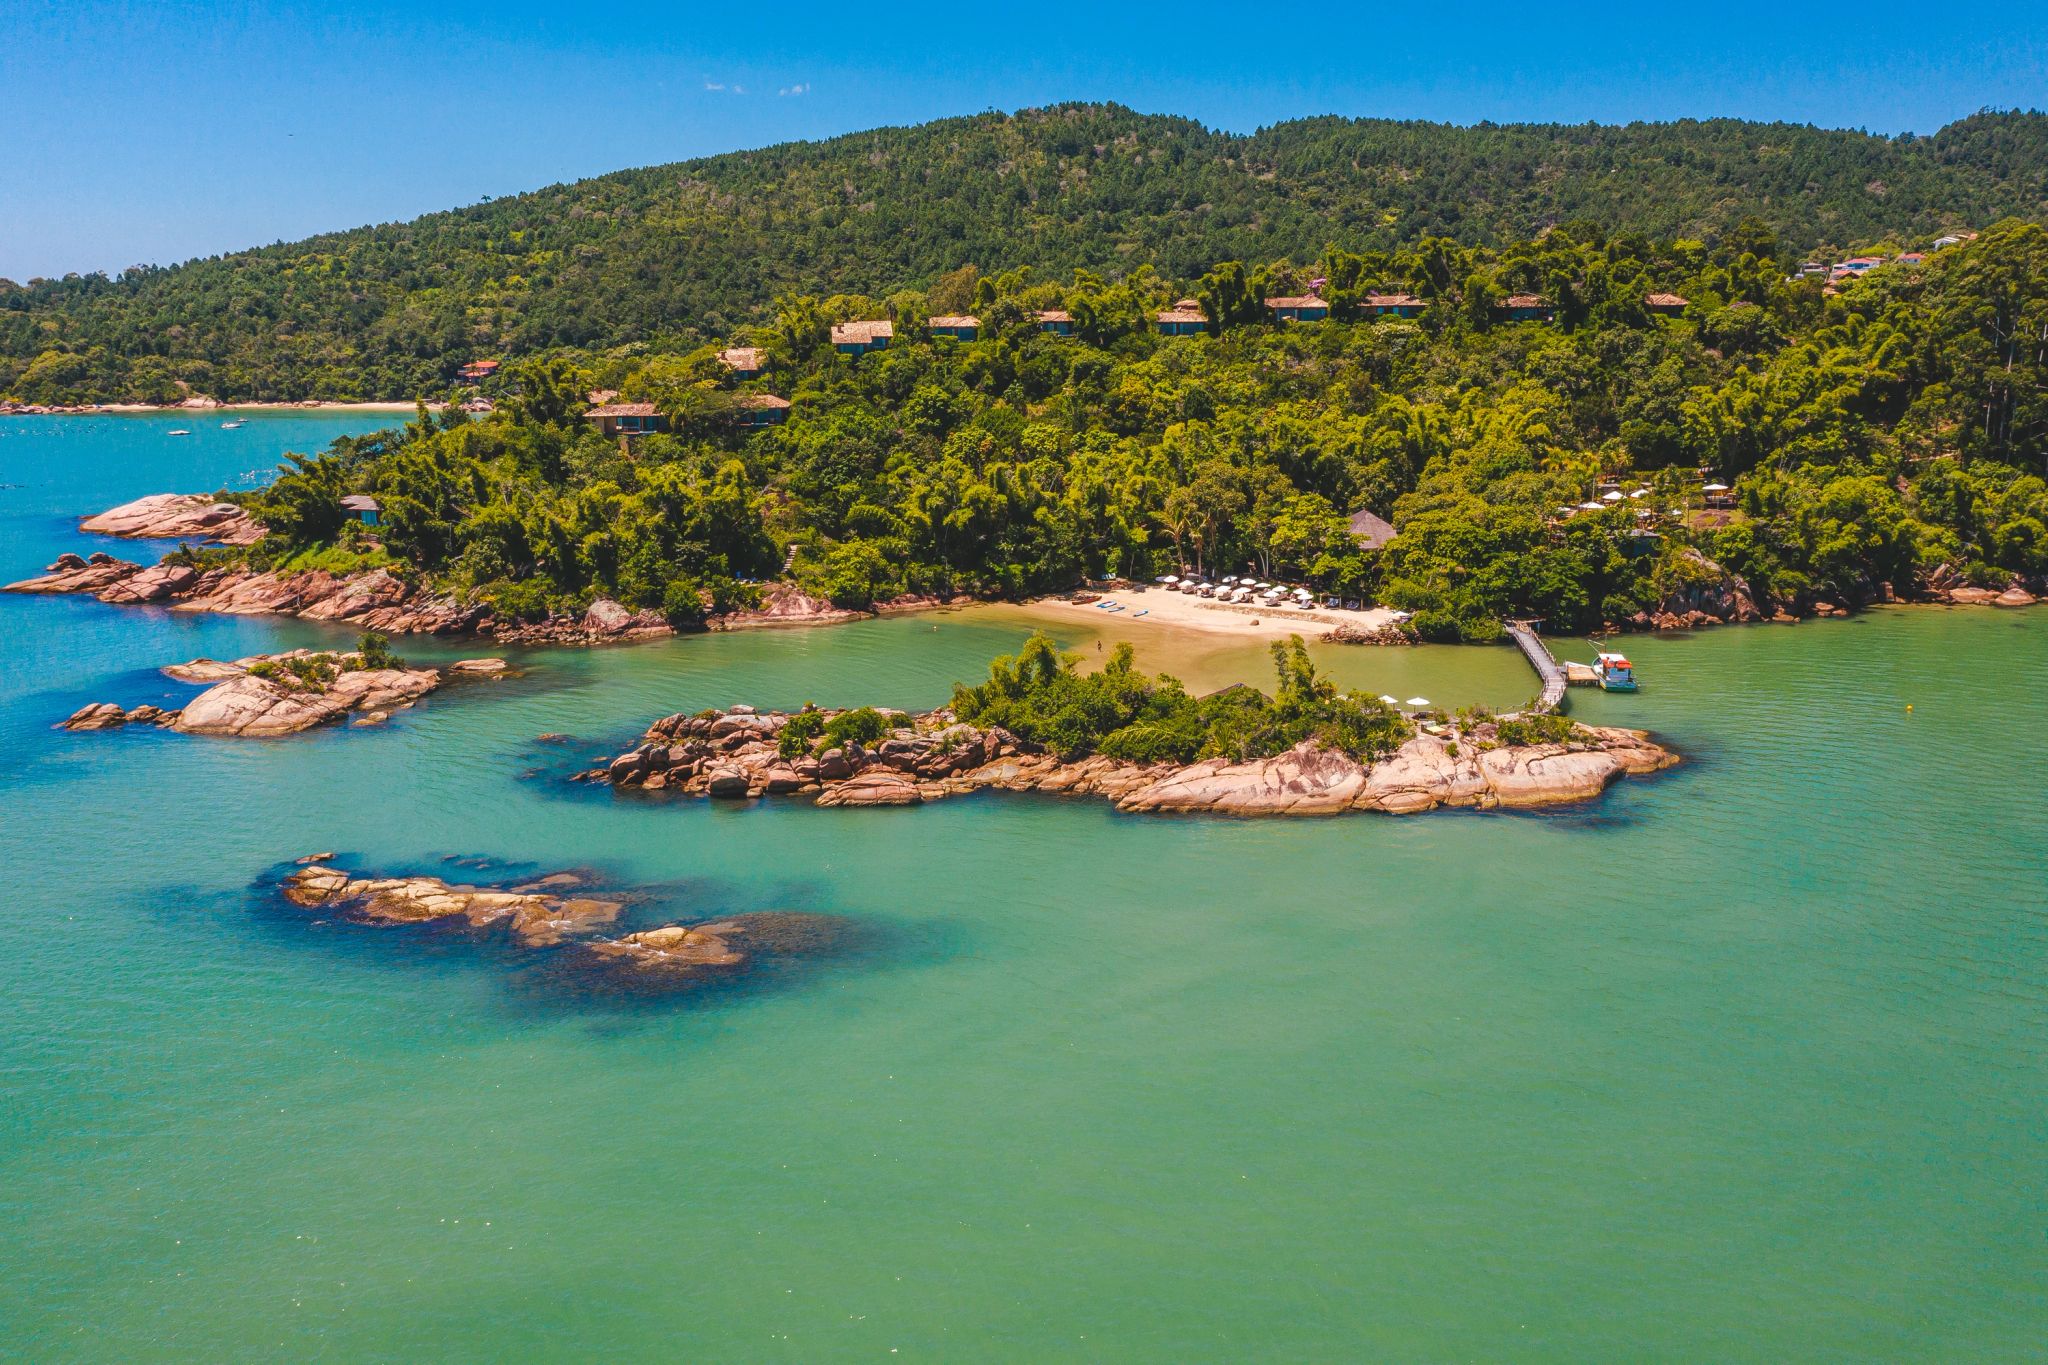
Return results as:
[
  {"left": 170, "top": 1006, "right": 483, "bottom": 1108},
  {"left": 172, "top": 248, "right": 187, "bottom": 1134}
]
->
[{"left": 5, "top": 103, "right": 2045, "bottom": 403}]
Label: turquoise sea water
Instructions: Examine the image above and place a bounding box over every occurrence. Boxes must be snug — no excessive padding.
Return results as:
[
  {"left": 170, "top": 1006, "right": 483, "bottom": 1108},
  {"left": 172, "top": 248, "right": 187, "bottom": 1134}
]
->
[{"left": 2, "top": 414, "right": 2045, "bottom": 1360}]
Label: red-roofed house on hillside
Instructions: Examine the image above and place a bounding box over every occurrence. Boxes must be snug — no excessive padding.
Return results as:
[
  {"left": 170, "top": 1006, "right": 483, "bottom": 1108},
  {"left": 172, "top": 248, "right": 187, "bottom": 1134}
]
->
[
  {"left": 1035, "top": 309, "right": 1075, "bottom": 336},
  {"left": 1366, "top": 292, "right": 1426, "bottom": 319},
  {"left": 731, "top": 394, "right": 791, "bottom": 430},
  {"left": 456, "top": 359, "right": 501, "bottom": 385},
  {"left": 1156, "top": 307, "right": 1208, "bottom": 336},
  {"left": 928, "top": 315, "right": 980, "bottom": 342},
  {"left": 1645, "top": 292, "right": 1689, "bottom": 317},
  {"left": 1497, "top": 294, "right": 1556, "bottom": 323},
  {"left": 584, "top": 402, "right": 666, "bottom": 438},
  {"left": 1265, "top": 295, "right": 1330, "bottom": 322},
  {"left": 831, "top": 320, "right": 893, "bottom": 357},
  {"left": 719, "top": 347, "right": 764, "bottom": 378}
]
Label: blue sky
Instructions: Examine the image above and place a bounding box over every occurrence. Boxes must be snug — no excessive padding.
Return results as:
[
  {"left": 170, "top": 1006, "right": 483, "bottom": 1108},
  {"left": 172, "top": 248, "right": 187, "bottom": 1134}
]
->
[{"left": 4, "top": 0, "right": 2042, "bottom": 280}]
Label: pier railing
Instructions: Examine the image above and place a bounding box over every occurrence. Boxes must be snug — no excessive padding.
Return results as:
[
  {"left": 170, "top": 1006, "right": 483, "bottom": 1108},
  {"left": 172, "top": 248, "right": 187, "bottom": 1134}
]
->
[{"left": 1505, "top": 620, "right": 1568, "bottom": 714}]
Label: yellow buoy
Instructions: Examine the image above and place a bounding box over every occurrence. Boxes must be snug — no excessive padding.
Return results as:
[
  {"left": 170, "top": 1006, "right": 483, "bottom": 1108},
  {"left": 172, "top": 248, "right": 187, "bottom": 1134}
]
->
[{"left": 1906, "top": 704, "right": 1913, "bottom": 712}]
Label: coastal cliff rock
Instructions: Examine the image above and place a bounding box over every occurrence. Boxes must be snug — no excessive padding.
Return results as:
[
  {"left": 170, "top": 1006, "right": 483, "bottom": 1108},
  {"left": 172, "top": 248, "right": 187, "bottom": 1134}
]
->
[
  {"left": 709, "top": 581, "right": 866, "bottom": 630},
  {"left": 493, "top": 597, "right": 674, "bottom": 645},
  {"left": 1116, "top": 742, "right": 1367, "bottom": 814},
  {"left": 79, "top": 493, "right": 264, "bottom": 546},
  {"left": 707, "top": 581, "right": 974, "bottom": 631},
  {"left": 5, "top": 552, "right": 142, "bottom": 594},
  {"left": 586, "top": 705, "right": 1677, "bottom": 817},
  {"left": 1650, "top": 549, "right": 1762, "bottom": 627},
  {"left": 5, "top": 539, "right": 685, "bottom": 645},
  {"left": 96, "top": 561, "right": 200, "bottom": 603},
  {"left": 4, "top": 553, "right": 488, "bottom": 634}
]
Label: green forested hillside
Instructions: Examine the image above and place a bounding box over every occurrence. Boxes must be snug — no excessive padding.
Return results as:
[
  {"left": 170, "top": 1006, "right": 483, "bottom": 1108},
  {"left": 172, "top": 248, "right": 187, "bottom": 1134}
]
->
[
  {"left": 4, "top": 103, "right": 2045, "bottom": 403},
  {"left": 199, "top": 217, "right": 2048, "bottom": 642}
]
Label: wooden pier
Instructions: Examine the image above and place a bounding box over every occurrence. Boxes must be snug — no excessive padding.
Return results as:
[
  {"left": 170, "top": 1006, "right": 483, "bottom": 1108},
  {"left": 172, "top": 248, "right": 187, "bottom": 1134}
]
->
[{"left": 1505, "top": 620, "right": 1569, "bottom": 714}]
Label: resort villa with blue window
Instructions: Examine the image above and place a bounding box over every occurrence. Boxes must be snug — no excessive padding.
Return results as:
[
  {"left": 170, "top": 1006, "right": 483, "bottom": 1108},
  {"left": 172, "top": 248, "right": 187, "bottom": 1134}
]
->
[
  {"left": 1264, "top": 294, "right": 1329, "bottom": 322},
  {"left": 831, "top": 320, "right": 894, "bottom": 357}
]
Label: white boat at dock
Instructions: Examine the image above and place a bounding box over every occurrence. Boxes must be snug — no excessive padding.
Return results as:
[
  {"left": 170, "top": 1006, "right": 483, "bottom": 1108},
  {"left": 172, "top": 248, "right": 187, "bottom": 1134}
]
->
[{"left": 1591, "top": 651, "right": 1638, "bottom": 691}]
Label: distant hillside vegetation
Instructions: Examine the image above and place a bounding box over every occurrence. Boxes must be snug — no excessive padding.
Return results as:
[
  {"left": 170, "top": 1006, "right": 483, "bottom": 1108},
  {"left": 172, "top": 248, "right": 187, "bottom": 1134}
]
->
[{"left": 4, "top": 103, "right": 2045, "bottom": 402}]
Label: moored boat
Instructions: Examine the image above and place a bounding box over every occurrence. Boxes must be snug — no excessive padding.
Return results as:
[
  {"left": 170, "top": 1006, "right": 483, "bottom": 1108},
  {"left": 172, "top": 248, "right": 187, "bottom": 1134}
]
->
[{"left": 1593, "top": 651, "right": 1638, "bottom": 691}]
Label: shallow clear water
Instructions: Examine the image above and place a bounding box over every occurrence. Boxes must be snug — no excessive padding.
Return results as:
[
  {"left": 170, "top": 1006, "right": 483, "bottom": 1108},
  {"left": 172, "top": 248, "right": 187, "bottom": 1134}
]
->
[{"left": 3, "top": 415, "right": 2045, "bottom": 1360}]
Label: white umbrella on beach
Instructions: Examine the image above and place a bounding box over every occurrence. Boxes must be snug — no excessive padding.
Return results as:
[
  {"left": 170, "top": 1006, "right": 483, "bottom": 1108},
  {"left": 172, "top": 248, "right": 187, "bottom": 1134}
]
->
[
  {"left": 1703, "top": 482, "right": 1729, "bottom": 492},
  {"left": 1405, "top": 696, "right": 1431, "bottom": 707},
  {"left": 1159, "top": 575, "right": 1179, "bottom": 584},
  {"left": 1379, "top": 694, "right": 1400, "bottom": 705},
  {"left": 1602, "top": 490, "right": 1624, "bottom": 502}
]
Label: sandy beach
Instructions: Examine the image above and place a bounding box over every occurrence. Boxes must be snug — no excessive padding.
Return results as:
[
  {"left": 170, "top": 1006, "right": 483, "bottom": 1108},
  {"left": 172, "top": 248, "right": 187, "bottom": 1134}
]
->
[{"left": 1025, "top": 587, "right": 1399, "bottom": 641}]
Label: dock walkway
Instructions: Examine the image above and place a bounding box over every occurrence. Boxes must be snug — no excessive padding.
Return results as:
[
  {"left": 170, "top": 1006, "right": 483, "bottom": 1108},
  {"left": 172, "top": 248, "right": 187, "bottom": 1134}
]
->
[{"left": 1505, "top": 620, "right": 1568, "bottom": 714}]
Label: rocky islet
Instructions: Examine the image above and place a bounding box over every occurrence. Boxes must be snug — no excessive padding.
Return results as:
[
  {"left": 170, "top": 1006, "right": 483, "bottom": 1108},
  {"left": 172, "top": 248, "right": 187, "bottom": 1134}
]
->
[
  {"left": 280, "top": 857, "right": 844, "bottom": 985},
  {"left": 588, "top": 704, "right": 1678, "bottom": 816},
  {"left": 60, "top": 648, "right": 507, "bottom": 737}
]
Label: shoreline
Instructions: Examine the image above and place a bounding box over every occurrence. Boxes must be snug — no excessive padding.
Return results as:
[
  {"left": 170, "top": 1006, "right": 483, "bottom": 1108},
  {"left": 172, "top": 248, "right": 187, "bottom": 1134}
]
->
[{"left": 2, "top": 401, "right": 433, "bottom": 416}]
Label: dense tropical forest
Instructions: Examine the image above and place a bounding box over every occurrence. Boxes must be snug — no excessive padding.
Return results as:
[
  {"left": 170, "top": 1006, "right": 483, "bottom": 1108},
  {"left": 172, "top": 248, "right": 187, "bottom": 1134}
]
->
[
  {"left": 4, "top": 103, "right": 2047, "bottom": 403},
  {"left": 171, "top": 211, "right": 2048, "bottom": 641}
]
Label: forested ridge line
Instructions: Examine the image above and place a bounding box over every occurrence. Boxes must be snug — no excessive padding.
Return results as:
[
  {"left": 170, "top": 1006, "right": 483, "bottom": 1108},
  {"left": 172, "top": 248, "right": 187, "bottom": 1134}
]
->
[{"left": 4, "top": 102, "right": 2045, "bottom": 404}]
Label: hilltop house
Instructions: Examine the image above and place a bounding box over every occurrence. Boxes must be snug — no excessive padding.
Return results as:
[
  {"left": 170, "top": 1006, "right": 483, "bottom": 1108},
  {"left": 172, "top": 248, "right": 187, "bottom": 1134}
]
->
[
  {"left": 719, "top": 347, "right": 763, "bottom": 378},
  {"left": 1156, "top": 306, "right": 1207, "bottom": 336},
  {"left": 340, "top": 495, "right": 381, "bottom": 527},
  {"left": 1645, "top": 292, "right": 1689, "bottom": 317},
  {"left": 455, "top": 359, "right": 500, "bottom": 385},
  {"left": 731, "top": 394, "right": 791, "bottom": 430},
  {"left": 584, "top": 402, "right": 666, "bottom": 438},
  {"left": 1497, "top": 294, "right": 1555, "bottom": 323},
  {"left": 1035, "top": 309, "right": 1075, "bottom": 336},
  {"left": 1264, "top": 295, "right": 1329, "bottom": 322},
  {"left": 1365, "top": 292, "right": 1425, "bottom": 319},
  {"left": 928, "top": 315, "right": 980, "bottom": 342},
  {"left": 831, "top": 320, "right": 893, "bottom": 357}
]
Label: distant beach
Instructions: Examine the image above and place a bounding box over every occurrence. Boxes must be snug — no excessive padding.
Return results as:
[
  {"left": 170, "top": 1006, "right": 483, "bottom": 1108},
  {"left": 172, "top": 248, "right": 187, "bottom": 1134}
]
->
[{"left": 1023, "top": 586, "right": 1400, "bottom": 642}]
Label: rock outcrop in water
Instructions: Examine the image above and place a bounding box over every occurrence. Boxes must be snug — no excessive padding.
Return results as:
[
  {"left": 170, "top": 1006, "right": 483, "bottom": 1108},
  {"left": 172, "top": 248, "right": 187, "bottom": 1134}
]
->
[
  {"left": 279, "top": 857, "right": 842, "bottom": 985},
  {"left": 585, "top": 705, "right": 1677, "bottom": 816},
  {"left": 284, "top": 860, "right": 626, "bottom": 946},
  {"left": 79, "top": 493, "right": 264, "bottom": 546},
  {"left": 60, "top": 647, "right": 508, "bottom": 736}
]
